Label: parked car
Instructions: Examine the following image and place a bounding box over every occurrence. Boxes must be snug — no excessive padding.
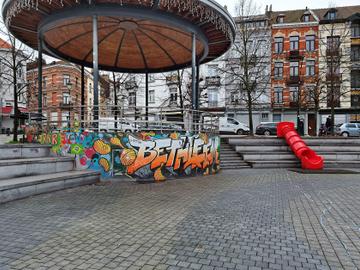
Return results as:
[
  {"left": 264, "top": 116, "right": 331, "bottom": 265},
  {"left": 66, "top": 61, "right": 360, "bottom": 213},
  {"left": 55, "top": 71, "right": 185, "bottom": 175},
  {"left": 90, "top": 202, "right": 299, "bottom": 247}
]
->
[
  {"left": 99, "top": 118, "right": 137, "bottom": 132},
  {"left": 219, "top": 117, "right": 250, "bottom": 135},
  {"left": 255, "top": 122, "right": 278, "bottom": 136},
  {"left": 335, "top": 123, "right": 360, "bottom": 137},
  {"left": 141, "top": 123, "right": 183, "bottom": 133}
]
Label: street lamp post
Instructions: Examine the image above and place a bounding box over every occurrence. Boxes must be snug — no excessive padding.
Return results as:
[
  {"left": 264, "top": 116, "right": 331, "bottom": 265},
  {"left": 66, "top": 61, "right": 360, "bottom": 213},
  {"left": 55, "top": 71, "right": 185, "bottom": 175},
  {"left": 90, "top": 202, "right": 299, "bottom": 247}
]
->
[{"left": 66, "top": 82, "right": 72, "bottom": 129}]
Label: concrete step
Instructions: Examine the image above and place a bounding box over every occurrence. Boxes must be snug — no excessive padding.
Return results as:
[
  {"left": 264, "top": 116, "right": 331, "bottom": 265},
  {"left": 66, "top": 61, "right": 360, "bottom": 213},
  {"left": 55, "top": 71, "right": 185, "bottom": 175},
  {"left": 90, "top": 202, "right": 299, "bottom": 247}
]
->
[
  {"left": 242, "top": 152, "right": 360, "bottom": 161},
  {"left": 229, "top": 138, "right": 360, "bottom": 146},
  {"left": 247, "top": 159, "right": 360, "bottom": 169},
  {"left": 235, "top": 145, "right": 360, "bottom": 152},
  {"left": 221, "top": 156, "right": 244, "bottom": 161},
  {"left": 0, "top": 170, "right": 100, "bottom": 204},
  {"left": 0, "top": 157, "right": 74, "bottom": 180},
  {"left": 248, "top": 160, "right": 301, "bottom": 168},
  {"left": 325, "top": 160, "right": 360, "bottom": 169},
  {"left": 221, "top": 164, "right": 252, "bottom": 170},
  {"left": 0, "top": 145, "right": 52, "bottom": 160}
]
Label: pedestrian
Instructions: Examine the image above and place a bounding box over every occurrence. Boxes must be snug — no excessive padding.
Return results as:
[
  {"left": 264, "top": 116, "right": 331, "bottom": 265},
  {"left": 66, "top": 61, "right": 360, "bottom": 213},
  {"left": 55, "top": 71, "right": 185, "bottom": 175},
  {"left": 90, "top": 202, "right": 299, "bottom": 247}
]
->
[{"left": 325, "top": 116, "right": 332, "bottom": 135}]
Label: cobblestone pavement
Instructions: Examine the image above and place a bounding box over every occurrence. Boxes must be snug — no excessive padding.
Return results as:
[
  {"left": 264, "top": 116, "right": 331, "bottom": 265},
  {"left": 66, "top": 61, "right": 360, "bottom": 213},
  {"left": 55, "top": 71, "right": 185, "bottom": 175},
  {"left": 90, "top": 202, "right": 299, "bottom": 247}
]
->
[{"left": 0, "top": 169, "right": 360, "bottom": 270}]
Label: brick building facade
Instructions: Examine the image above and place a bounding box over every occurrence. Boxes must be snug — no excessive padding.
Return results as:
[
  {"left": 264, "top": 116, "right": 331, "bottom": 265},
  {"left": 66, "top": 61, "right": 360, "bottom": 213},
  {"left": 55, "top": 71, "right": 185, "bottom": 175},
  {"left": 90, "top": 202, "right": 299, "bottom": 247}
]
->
[
  {"left": 27, "top": 61, "right": 93, "bottom": 128},
  {"left": 270, "top": 9, "right": 319, "bottom": 135}
]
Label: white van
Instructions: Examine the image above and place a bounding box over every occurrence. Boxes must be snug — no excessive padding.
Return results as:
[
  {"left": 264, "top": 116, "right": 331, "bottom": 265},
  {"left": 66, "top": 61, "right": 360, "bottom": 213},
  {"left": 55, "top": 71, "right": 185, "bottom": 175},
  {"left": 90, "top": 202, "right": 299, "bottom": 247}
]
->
[
  {"left": 99, "top": 118, "right": 137, "bottom": 133},
  {"left": 219, "top": 117, "right": 250, "bottom": 135}
]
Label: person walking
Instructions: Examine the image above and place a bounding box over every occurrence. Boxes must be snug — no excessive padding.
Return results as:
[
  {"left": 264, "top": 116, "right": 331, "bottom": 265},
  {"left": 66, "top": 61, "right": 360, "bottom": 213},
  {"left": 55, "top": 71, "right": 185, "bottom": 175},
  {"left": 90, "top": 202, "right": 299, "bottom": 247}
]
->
[{"left": 325, "top": 116, "right": 332, "bottom": 135}]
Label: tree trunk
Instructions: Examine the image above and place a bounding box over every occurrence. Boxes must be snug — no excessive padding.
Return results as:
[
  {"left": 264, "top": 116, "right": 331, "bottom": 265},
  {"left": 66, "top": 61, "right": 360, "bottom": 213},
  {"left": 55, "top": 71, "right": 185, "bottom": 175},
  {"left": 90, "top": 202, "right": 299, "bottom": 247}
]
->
[
  {"left": 177, "top": 70, "right": 184, "bottom": 122},
  {"left": 13, "top": 68, "right": 19, "bottom": 142},
  {"left": 247, "top": 92, "right": 254, "bottom": 136},
  {"left": 112, "top": 72, "right": 118, "bottom": 129}
]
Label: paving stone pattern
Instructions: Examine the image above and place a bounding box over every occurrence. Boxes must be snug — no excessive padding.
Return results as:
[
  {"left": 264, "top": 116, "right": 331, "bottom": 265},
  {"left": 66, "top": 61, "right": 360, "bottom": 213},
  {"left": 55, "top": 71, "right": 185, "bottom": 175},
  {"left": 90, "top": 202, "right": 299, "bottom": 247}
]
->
[{"left": 0, "top": 169, "right": 359, "bottom": 270}]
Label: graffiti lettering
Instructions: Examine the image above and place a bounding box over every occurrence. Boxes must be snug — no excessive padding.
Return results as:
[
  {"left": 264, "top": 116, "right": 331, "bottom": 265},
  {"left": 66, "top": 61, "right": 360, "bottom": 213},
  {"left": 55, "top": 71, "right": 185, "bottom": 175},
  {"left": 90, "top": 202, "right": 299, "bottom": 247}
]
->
[{"left": 34, "top": 130, "right": 220, "bottom": 181}]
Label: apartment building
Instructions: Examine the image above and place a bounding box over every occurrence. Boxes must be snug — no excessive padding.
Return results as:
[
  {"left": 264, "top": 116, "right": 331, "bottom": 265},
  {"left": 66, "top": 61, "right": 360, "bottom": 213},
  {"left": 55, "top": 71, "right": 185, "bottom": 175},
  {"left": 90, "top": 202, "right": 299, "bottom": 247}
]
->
[
  {"left": 0, "top": 38, "right": 27, "bottom": 133},
  {"left": 269, "top": 8, "right": 319, "bottom": 135},
  {"left": 27, "top": 61, "right": 93, "bottom": 128}
]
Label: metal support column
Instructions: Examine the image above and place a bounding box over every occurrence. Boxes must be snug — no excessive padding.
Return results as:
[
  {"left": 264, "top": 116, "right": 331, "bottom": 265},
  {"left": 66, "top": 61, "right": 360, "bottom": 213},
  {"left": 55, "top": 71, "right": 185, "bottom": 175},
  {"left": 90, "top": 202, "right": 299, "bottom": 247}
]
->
[
  {"left": 81, "top": 65, "right": 85, "bottom": 128},
  {"left": 37, "top": 37, "right": 43, "bottom": 119},
  {"left": 196, "top": 61, "right": 200, "bottom": 111},
  {"left": 191, "top": 33, "right": 197, "bottom": 111},
  {"left": 145, "top": 72, "right": 149, "bottom": 126},
  {"left": 92, "top": 15, "right": 99, "bottom": 131}
]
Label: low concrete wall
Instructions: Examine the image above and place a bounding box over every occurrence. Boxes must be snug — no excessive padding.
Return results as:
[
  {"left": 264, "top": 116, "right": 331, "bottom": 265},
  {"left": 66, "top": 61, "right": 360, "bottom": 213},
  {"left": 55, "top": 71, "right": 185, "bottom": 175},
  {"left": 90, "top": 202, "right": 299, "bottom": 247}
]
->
[{"left": 36, "top": 130, "right": 221, "bottom": 181}]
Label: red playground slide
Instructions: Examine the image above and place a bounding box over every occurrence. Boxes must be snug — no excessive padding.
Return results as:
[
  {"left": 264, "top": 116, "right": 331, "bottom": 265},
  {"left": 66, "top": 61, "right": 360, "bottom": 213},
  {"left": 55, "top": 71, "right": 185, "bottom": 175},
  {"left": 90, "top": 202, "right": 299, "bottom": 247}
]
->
[{"left": 277, "top": 122, "right": 324, "bottom": 170}]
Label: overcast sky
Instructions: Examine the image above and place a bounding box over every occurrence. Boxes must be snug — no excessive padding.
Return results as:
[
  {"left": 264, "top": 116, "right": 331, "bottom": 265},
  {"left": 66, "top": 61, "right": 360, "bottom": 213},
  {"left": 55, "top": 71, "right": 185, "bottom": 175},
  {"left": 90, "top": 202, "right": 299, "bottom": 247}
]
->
[{"left": 217, "top": 0, "right": 360, "bottom": 14}]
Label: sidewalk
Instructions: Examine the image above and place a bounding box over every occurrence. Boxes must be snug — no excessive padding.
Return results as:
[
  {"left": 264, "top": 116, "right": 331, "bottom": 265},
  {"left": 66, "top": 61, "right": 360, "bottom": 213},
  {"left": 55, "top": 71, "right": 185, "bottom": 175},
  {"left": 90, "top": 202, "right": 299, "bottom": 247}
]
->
[{"left": 0, "top": 134, "right": 12, "bottom": 144}]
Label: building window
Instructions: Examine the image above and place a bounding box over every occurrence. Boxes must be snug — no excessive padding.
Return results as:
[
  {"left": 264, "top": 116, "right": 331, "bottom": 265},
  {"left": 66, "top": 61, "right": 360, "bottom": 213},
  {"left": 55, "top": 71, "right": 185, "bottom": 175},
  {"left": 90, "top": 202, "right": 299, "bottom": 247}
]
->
[
  {"left": 89, "top": 83, "right": 92, "bottom": 94},
  {"left": 352, "top": 70, "right": 360, "bottom": 89},
  {"left": 75, "top": 77, "right": 79, "bottom": 87},
  {"left": 51, "top": 112, "right": 58, "bottom": 124},
  {"left": 352, "top": 23, "right": 360, "bottom": 38},
  {"left": 149, "top": 90, "right": 155, "bottom": 103},
  {"left": 274, "top": 87, "right": 283, "bottom": 104},
  {"left": 351, "top": 95, "right": 360, "bottom": 107},
  {"left": 306, "top": 35, "right": 315, "bottom": 51},
  {"left": 261, "top": 113, "right": 269, "bottom": 122},
  {"left": 63, "top": 74, "right": 70, "bottom": 86},
  {"left": 129, "top": 92, "right": 136, "bottom": 106},
  {"left": 43, "top": 96, "right": 47, "bottom": 107},
  {"left": 327, "top": 36, "right": 340, "bottom": 51},
  {"left": 230, "top": 92, "right": 239, "bottom": 104},
  {"left": 273, "top": 114, "right": 282, "bottom": 122},
  {"left": 208, "top": 89, "right": 218, "bottom": 108},
  {"left": 52, "top": 74, "right": 56, "bottom": 84},
  {"left": 274, "top": 37, "right": 284, "bottom": 54},
  {"left": 306, "top": 60, "right": 315, "bottom": 76},
  {"left": 351, "top": 46, "right": 360, "bottom": 61},
  {"left": 52, "top": 92, "right": 57, "bottom": 104},
  {"left": 290, "top": 36, "right": 299, "bottom": 51},
  {"left": 43, "top": 76, "right": 47, "bottom": 89},
  {"left": 327, "top": 11, "right": 337, "bottom": 20},
  {"left": 169, "top": 88, "right": 177, "bottom": 104},
  {"left": 274, "top": 62, "right": 283, "bottom": 79},
  {"left": 290, "top": 62, "right": 299, "bottom": 77},
  {"left": 290, "top": 87, "right": 299, "bottom": 102},
  {"left": 327, "top": 86, "right": 340, "bottom": 107},
  {"left": 63, "top": 93, "right": 71, "bottom": 104},
  {"left": 277, "top": 16, "right": 284, "bottom": 23},
  {"left": 208, "top": 65, "right": 218, "bottom": 77},
  {"left": 303, "top": 14, "right": 310, "bottom": 22}
]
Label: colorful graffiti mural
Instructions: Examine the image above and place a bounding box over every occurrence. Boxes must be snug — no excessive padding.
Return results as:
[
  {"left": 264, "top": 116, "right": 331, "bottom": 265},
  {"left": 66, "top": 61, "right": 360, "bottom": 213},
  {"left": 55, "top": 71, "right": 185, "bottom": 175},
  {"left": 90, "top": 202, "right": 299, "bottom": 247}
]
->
[{"left": 36, "top": 131, "right": 221, "bottom": 180}]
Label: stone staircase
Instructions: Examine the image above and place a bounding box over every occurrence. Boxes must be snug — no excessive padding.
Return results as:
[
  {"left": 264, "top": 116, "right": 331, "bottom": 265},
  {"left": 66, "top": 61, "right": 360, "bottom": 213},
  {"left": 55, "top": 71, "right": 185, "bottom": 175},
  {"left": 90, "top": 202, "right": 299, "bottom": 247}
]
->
[
  {"left": 0, "top": 144, "right": 100, "bottom": 203},
  {"left": 220, "top": 140, "right": 252, "bottom": 170},
  {"left": 227, "top": 137, "right": 360, "bottom": 169}
]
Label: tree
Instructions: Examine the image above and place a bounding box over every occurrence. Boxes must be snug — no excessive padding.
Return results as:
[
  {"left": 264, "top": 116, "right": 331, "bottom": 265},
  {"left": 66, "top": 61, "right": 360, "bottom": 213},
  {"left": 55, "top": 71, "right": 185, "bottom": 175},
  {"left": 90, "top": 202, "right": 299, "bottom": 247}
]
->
[
  {"left": 0, "top": 22, "right": 33, "bottom": 142},
  {"left": 218, "top": 0, "right": 271, "bottom": 135}
]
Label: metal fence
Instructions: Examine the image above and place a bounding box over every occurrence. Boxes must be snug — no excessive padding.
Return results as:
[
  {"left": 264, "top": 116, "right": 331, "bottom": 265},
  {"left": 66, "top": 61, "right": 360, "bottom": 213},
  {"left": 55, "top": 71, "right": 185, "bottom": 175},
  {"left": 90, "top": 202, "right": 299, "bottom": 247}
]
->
[{"left": 22, "top": 105, "right": 220, "bottom": 135}]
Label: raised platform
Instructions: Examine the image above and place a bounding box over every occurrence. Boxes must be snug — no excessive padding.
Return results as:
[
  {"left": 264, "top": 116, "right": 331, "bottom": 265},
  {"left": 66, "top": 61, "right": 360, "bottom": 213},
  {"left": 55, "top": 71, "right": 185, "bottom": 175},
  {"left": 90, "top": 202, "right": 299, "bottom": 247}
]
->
[{"left": 0, "top": 144, "right": 100, "bottom": 204}]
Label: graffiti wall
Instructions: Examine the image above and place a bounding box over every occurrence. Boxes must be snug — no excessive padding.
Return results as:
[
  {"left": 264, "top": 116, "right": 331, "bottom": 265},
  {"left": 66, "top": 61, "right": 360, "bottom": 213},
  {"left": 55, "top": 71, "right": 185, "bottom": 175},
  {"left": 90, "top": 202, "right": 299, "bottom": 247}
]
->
[{"left": 36, "top": 131, "right": 221, "bottom": 181}]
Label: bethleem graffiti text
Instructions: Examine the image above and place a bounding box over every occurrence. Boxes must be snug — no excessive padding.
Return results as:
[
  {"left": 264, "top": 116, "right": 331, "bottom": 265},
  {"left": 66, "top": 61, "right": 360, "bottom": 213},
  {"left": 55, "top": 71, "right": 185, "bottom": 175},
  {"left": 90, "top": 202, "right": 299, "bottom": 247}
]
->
[{"left": 34, "top": 131, "right": 220, "bottom": 181}]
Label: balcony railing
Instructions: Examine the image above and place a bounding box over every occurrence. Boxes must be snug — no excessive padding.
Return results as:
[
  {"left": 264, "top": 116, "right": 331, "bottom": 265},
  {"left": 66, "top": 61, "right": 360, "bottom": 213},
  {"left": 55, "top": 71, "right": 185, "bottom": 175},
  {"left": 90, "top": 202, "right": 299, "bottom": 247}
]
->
[
  {"left": 286, "top": 76, "right": 301, "bottom": 85},
  {"left": 326, "top": 73, "right": 342, "bottom": 82},
  {"left": 326, "top": 48, "right": 341, "bottom": 57},
  {"left": 166, "top": 75, "right": 179, "bottom": 85},
  {"left": 206, "top": 76, "right": 221, "bottom": 87},
  {"left": 288, "top": 50, "right": 303, "bottom": 60},
  {"left": 60, "top": 102, "right": 72, "bottom": 109},
  {"left": 125, "top": 80, "right": 138, "bottom": 90}
]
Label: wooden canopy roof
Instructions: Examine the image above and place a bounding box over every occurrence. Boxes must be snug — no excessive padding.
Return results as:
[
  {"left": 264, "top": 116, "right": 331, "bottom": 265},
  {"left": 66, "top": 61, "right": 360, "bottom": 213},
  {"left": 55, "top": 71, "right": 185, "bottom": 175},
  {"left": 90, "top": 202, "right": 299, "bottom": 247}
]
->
[{"left": 2, "top": 0, "right": 236, "bottom": 73}]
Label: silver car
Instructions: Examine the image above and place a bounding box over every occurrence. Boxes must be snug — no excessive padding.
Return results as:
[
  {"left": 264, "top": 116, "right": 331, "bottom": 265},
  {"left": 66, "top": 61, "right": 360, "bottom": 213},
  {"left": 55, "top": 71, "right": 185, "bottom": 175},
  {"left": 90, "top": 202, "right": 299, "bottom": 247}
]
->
[{"left": 335, "top": 123, "right": 360, "bottom": 137}]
